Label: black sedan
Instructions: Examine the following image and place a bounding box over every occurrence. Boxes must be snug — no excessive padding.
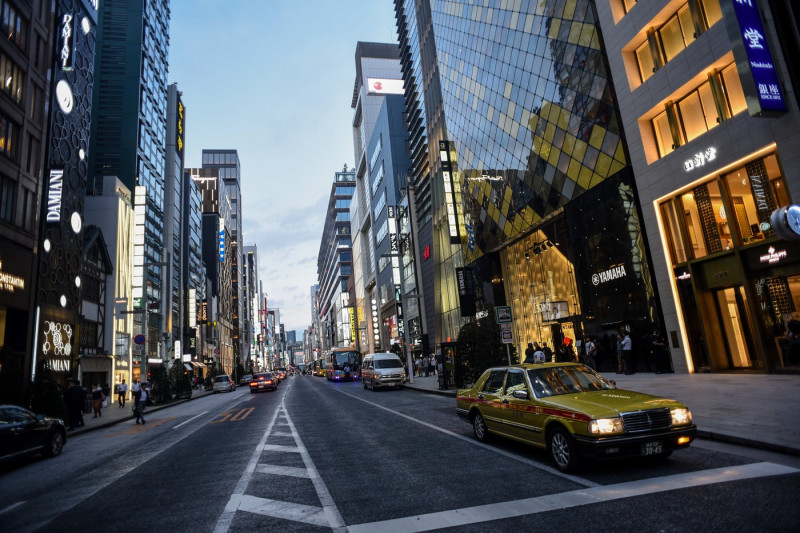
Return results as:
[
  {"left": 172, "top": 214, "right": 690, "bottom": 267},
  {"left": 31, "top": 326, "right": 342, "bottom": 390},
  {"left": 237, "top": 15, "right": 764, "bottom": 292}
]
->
[
  {"left": 249, "top": 372, "right": 278, "bottom": 393},
  {"left": 0, "top": 405, "right": 67, "bottom": 463}
]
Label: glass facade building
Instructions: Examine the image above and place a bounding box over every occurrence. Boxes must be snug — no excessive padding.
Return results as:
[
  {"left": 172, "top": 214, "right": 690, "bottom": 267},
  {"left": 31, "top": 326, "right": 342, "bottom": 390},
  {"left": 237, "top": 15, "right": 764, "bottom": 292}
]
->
[
  {"left": 88, "top": 0, "right": 170, "bottom": 362},
  {"left": 396, "top": 0, "right": 664, "bottom": 365}
]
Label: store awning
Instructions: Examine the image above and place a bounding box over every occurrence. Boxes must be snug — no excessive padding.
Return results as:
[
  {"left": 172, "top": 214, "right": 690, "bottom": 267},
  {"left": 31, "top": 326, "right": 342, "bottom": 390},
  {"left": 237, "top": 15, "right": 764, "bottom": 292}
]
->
[{"left": 183, "top": 363, "right": 194, "bottom": 371}]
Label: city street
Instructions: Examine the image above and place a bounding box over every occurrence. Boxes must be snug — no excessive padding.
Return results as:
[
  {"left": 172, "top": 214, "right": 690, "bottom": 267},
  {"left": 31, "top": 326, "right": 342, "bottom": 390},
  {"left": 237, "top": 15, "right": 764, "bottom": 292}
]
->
[{"left": 1, "top": 374, "right": 799, "bottom": 532}]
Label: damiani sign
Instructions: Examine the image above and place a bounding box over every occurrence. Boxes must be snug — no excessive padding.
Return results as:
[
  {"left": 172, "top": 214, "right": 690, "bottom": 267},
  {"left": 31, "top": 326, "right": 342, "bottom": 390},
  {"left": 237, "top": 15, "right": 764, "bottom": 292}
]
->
[{"left": 592, "top": 265, "right": 627, "bottom": 286}]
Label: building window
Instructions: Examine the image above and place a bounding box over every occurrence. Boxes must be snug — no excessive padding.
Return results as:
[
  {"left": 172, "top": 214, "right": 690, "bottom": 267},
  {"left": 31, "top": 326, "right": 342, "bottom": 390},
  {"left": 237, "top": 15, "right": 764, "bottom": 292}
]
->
[
  {"left": 651, "top": 63, "right": 746, "bottom": 158},
  {"left": 660, "top": 201, "right": 688, "bottom": 264},
  {"left": 0, "top": 172, "right": 14, "bottom": 222},
  {"left": 635, "top": 0, "right": 722, "bottom": 82},
  {"left": 721, "top": 155, "right": 784, "bottom": 245},
  {"left": 1, "top": 2, "right": 26, "bottom": 51},
  {"left": 679, "top": 179, "right": 727, "bottom": 259},
  {"left": 0, "top": 52, "right": 24, "bottom": 105},
  {"left": 621, "top": 0, "right": 638, "bottom": 15}
]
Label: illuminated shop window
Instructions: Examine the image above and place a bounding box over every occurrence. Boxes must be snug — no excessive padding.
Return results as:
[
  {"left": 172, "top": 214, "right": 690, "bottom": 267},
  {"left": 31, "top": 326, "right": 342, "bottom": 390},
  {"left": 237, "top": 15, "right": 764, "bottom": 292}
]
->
[
  {"left": 660, "top": 201, "right": 688, "bottom": 264},
  {"left": 679, "top": 179, "right": 727, "bottom": 259},
  {"left": 721, "top": 155, "right": 784, "bottom": 245}
]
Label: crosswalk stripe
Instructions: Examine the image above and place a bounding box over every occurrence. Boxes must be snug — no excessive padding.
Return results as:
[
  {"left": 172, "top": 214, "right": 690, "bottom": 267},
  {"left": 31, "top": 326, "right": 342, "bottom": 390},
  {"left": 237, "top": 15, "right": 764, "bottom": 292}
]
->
[
  {"left": 256, "top": 464, "right": 311, "bottom": 478},
  {"left": 226, "top": 494, "right": 329, "bottom": 527},
  {"left": 346, "top": 462, "right": 799, "bottom": 533}
]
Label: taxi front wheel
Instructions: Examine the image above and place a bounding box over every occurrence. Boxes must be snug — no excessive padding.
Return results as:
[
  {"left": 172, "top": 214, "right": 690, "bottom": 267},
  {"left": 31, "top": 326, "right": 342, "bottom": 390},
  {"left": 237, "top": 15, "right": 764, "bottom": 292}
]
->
[
  {"left": 548, "top": 426, "right": 581, "bottom": 473},
  {"left": 472, "top": 411, "right": 489, "bottom": 442}
]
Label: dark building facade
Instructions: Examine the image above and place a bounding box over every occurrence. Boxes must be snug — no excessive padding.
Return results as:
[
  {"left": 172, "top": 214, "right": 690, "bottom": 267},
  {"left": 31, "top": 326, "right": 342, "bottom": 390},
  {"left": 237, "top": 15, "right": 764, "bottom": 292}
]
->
[
  {"left": 0, "top": 1, "right": 58, "bottom": 399},
  {"left": 395, "top": 0, "right": 664, "bottom": 366}
]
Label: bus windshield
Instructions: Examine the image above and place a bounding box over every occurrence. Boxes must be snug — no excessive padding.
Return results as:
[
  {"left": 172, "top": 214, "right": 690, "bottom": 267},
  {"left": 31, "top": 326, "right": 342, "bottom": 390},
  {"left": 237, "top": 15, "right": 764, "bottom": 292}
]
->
[{"left": 333, "top": 350, "right": 359, "bottom": 367}]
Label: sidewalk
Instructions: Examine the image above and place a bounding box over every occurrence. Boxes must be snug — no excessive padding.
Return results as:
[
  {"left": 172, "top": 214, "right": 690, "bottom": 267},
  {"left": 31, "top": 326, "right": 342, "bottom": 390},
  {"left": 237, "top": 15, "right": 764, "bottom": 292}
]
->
[
  {"left": 402, "top": 372, "right": 800, "bottom": 457},
  {"left": 67, "top": 387, "right": 216, "bottom": 437}
]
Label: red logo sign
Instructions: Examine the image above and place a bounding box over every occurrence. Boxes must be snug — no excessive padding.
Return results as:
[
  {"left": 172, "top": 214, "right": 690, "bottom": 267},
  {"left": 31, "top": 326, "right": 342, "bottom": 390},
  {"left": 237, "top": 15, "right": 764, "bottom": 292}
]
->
[
  {"left": 423, "top": 244, "right": 431, "bottom": 260},
  {"left": 373, "top": 81, "right": 383, "bottom": 90}
]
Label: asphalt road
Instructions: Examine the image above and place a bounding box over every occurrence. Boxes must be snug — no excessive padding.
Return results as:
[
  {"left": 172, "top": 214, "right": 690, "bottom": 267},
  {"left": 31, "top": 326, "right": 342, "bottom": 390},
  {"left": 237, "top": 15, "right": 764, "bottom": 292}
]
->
[{"left": 1, "top": 375, "right": 799, "bottom": 532}]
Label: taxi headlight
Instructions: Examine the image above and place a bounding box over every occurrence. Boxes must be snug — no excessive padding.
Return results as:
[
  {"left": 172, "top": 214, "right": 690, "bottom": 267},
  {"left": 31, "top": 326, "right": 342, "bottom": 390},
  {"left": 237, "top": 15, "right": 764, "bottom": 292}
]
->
[
  {"left": 589, "top": 417, "right": 624, "bottom": 434},
  {"left": 671, "top": 408, "right": 692, "bottom": 426}
]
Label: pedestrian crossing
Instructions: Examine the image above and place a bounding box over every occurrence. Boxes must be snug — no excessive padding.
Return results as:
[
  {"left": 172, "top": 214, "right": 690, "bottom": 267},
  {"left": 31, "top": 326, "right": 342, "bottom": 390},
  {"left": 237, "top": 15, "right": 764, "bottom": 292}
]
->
[{"left": 214, "top": 400, "right": 346, "bottom": 532}]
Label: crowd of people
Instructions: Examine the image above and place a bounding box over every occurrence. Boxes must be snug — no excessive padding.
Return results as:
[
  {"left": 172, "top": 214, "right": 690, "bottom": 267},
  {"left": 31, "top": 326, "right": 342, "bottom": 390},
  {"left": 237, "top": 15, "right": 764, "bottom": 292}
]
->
[{"left": 521, "top": 329, "right": 673, "bottom": 374}]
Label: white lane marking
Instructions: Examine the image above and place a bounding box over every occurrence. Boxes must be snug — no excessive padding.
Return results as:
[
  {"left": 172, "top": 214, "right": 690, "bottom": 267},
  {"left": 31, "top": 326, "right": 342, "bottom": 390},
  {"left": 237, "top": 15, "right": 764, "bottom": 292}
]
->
[
  {"left": 258, "top": 444, "right": 300, "bottom": 453},
  {"left": 173, "top": 411, "right": 208, "bottom": 429},
  {"left": 225, "top": 494, "right": 328, "bottom": 527},
  {"left": 213, "top": 399, "right": 282, "bottom": 533},
  {"left": 256, "top": 464, "right": 311, "bottom": 478},
  {"left": 335, "top": 388, "right": 597, "bottom": 488},
  {"left": 347, "top": 461, "right": 799, "bottom": 533},
  {"left": 0, "top": 501, "right": 25, "bottom": 516},
  {"left": 272, "top": 431, "right": 292, "bottom": 437},
  {"left": 282, "top": 401, "right": 346, "bottom": 531}
]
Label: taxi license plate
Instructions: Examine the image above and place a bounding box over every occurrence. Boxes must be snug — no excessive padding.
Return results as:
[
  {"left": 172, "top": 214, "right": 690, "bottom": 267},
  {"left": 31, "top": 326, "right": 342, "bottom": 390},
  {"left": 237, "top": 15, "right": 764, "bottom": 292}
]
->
[{"left": 641, "top": 441, "right": 663, "bottom": 456}]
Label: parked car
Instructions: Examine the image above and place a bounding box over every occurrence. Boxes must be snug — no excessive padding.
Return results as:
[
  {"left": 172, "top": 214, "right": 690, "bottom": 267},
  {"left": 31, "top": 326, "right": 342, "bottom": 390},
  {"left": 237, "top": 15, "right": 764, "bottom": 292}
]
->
[
  {"left": 0, "top": 405, "right": 67, "bottom": 463},
  {"left": 361, "top": 352, "right": 405, "bottom": 390},
  {"left": 239, "top": 374, "right": 253, "bottom": 385},
  {"left": 212, "top": 375, "right": 236, "bottom": 393},
  {"left": 249, "top": 372, "right": 278, "bottom": 394},
  {"left": 456, "top": 363, "right": 696, "bottom": 472}
]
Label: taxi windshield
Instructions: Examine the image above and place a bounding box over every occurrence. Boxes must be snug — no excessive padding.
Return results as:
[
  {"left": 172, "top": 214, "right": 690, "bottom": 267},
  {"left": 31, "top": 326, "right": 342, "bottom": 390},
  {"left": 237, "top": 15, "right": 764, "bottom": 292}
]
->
[{"left": 527, "top": 366, "right": 612, "bottom": 398}]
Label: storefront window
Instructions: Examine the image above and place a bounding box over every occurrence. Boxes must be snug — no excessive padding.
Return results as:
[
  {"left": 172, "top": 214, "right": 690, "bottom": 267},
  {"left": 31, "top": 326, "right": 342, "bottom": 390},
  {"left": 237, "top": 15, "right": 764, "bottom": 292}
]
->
[
  {"left": 661, "top": 200, "right": 687, "bottom": 264},
  {"left": 680, "top": 180, "right": 728, "bottom": 259},
  {"left": 702, "top": 0, "right": 723, "bottom": 27},
  {"left": 722, "top": 155, "right": 783, "bottom": 244}
]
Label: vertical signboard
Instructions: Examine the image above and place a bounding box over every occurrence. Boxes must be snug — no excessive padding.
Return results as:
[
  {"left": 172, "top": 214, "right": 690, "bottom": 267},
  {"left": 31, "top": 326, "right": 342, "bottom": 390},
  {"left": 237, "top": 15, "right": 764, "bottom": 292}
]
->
[
  {"left": 456, "top": 267, "right": 476, "bottom": 316},
  {"left": 175, "top": 95, "right": 185, "bottom": 162},
  {"left": 439, "top": 141, "right": 461, "bottom": 244},
  {"left": 722, "top": 0, "right": 787, "bottom": 115}
]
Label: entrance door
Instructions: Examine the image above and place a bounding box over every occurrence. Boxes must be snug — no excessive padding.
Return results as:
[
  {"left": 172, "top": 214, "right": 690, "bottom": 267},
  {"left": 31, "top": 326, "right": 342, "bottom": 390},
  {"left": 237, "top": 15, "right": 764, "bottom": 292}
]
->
[{"left": 714, "top": 286, "right": 756, "bottom": 368}]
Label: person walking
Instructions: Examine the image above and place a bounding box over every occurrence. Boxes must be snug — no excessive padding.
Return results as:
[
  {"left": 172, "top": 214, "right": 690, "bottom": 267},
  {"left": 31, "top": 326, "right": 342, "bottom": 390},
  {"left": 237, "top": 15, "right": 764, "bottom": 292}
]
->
[
  {"left": 65, "top": 379, "right": 84, "bottom": 430},
  {"left": 91, "top": 384, "right": 104, "bottom": 417},
  {"left": 102, "top": 383, "right": 111, "bottom": 407},
  {"left": 621, "top": 332, "right": 634, "bottom": 374},
  {"left": 616, "top": 333, "right": 625, "bottom": 374},
  {"left": 135, "top": 382, "right": 148, "bottom": 424},
  {"left": 117, "top": 379, "right": 128, "bottom": 407},
  {"left": 584, "top": 337, "right": 597, "bottom": 370},
  {"left": 524, "top": 343, "right": 535, "bottom": 363},
  {"left": 533, "top": 344, "right": 546, "bottom": 363},
  {"left": 650, "top": 331, "right": 670, "bottom": 373}
]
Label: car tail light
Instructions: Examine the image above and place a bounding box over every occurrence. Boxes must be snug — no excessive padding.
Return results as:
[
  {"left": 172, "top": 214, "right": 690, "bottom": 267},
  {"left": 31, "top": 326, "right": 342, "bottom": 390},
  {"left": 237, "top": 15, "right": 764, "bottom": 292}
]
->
[{"left": 250, "top": 382, "right": 257, "bottom": 387}]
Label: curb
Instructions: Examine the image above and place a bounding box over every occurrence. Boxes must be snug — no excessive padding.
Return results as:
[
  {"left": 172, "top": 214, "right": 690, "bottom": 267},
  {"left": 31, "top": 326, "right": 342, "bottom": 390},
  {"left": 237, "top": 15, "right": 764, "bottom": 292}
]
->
[
  {"left": 66, "top": 391, "right": 210, "bottom": 437},
  {"left": 401, "top": 384, "right": 457, "bottom": 397}
]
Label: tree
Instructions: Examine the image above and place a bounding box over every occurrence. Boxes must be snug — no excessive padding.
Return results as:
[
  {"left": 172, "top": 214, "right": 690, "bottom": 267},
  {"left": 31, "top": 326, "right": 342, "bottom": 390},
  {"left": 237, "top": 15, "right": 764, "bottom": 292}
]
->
[
  {"left": 169, "top": 358, "right": 193, "bottom": 399},
  {"left": 454, "top": 305, "right": 517, "bottom": 388}
]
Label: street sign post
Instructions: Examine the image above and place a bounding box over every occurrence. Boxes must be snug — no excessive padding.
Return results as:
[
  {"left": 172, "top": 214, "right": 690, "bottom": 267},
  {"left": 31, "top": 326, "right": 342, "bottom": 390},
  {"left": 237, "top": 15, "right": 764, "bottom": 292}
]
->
[
  {"left": 496, "top": 308, "right": 513, "bottom": 363},
  {"left": 495, "top": 306, "right": 512, "bottom": 323}
]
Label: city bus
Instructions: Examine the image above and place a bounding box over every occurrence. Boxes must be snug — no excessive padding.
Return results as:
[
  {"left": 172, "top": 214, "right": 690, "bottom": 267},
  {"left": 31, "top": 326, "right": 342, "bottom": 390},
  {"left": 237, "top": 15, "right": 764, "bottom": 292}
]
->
[
  {"left": 312, "top": 358, "right": 326, "bottom": 377},
  {"left": 325, "top": 346, "right": 360, "bottom": 381}
]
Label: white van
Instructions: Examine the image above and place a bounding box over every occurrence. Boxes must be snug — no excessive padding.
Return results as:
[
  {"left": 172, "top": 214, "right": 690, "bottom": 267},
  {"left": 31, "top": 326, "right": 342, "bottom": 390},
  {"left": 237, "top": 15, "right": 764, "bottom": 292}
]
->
[{"left": 361, "top": 352, "right": 405, "bottom": 390}]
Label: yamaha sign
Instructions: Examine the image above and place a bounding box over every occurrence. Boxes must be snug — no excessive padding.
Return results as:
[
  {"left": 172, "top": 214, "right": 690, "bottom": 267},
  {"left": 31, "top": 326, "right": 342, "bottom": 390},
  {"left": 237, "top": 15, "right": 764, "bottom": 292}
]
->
[{"left": 591, "top": 264, "right": 627, "bottom": 286}]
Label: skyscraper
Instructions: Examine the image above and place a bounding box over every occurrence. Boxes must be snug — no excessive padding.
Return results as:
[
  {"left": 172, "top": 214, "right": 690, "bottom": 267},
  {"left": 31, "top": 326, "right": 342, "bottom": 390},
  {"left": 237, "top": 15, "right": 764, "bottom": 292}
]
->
[{"left": 88, "top": 0, "right": 170, "bottom": 367}]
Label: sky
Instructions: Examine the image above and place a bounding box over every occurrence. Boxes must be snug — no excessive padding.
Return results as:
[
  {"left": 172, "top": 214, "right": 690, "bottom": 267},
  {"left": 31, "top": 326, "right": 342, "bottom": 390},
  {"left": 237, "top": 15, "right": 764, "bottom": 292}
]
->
[{"left": 168, "top": 1, "right": 398, "bottom": 334}]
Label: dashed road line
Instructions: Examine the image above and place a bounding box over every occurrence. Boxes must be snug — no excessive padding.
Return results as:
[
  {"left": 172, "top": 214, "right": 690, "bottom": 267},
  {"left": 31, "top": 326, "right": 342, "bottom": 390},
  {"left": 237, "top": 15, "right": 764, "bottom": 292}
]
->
[{"left": 256, "top": 464, "right": 310, "bottom": 478}]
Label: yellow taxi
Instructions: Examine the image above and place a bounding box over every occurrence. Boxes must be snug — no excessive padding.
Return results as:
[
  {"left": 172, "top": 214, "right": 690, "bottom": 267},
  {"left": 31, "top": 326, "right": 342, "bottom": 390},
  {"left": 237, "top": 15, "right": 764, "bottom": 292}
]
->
[{"left": 456, "top": 363, "right": 696, "bottom": 472}]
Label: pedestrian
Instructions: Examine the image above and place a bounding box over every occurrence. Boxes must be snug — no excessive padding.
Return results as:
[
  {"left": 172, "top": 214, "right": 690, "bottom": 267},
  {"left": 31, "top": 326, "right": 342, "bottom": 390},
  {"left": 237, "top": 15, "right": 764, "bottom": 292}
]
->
[
  {"left": 423, "top": 355, "right": 429, "bottom": 377},
  {"left": 524, "top": 343, "right": 535, "bottom": 363},
  {"left": 117, "top": 379, "right": 128, "bottom": 407},
  {"left": 542, "top": 343, "right": 553, "bottom": 362},
  {"left": 584, "top": 337, "right": 597, "bottom": 370},
  {"left": 135, "top": 382, "right": 148, "bottom": 424},
  {"left": 102, "top": 383, "right": 111, "bottom": 407},
  {"left": 91, "top": 384, "right": 104, "bottom": 417},
  {"left": 616, "top": 333, "right": 625, "bottom": 374},
  {"left": 621, "top": 332, "right": 634, "bottom": 374},
  {"left": 64, "top": 379, "right": 84, "bottom": 430},
  {"left": 787, "top": 320, "right": 800, "bottom": 366},
  {"left": 650, "top": 330, "right": 670, "bottom": 373}
]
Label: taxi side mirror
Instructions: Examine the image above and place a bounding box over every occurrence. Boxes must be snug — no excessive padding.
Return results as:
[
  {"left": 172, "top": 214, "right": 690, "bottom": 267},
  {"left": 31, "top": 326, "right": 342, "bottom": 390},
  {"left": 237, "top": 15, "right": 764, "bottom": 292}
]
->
[{"left": 512, "top": 390, "right": 529, "bottom": 400}]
